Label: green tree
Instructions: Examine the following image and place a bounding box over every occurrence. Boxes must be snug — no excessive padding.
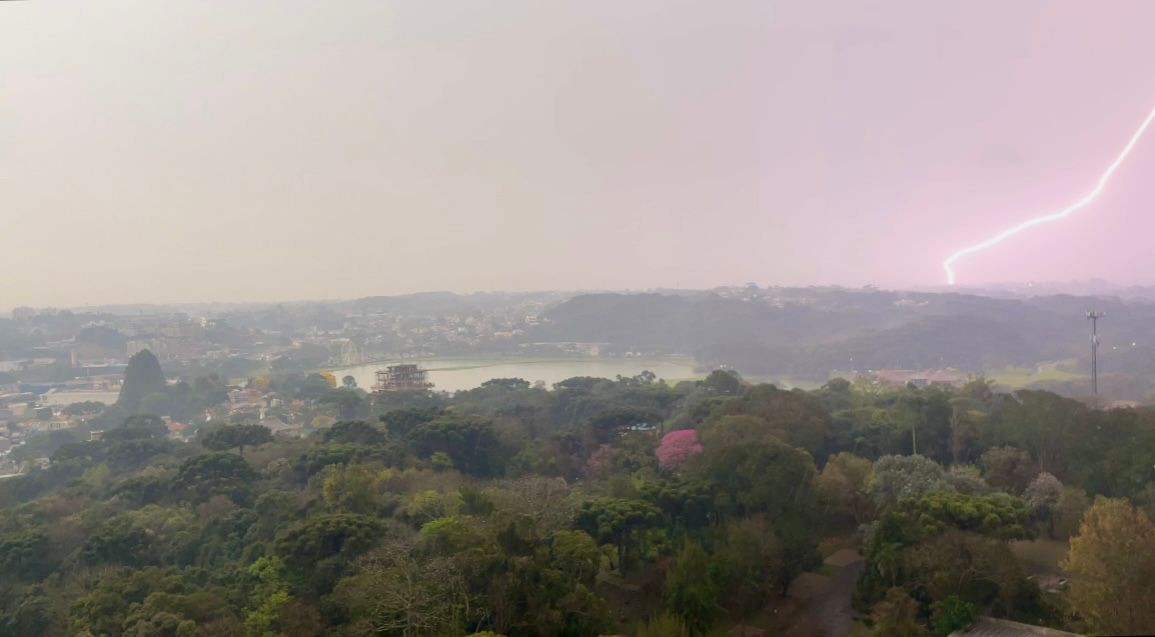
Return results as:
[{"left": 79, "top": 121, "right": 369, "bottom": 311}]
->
[
  {"left": 714, "top": 515, "right": 785, "bottom": 613},
  {"left": 323, "top": 420, "right": 385, "bottom": 446},
  {"left": 664, "top": 541, "right": 723, "bottom": 634},
  {"left": 275, "top": 513, "right": 383, "bottom": 595},
  {"left": 931, "top": 595, "right": 977, "bottom": 637},
  {"left": 904, "top": 531, "right": 1025, "bottom": 611},
  {"left": 106, "top": 437, "right": 175, "bottom": 473},
  {"left": 321, "top": 389, "right": 369, "bottom": 421},
  {"left": 380, "top": 407, "right": 443, "bottom": 438},
  {"left": 321, "top": 464, "right": 380, "bottom": 515},
  {"left": 121, "top": 590, "right": 234, "bottom": 636},
  {"left": 105, "top": 414, "right": 170, "bottom": 442},
  {"left": 1061, "top": 497, "right": 1155, "bottom": 635},
  {"left": 870, "top": 588, "right": 929, "bottom": 637},
  {"left": 640, "top": 477, "right": 713, "bottom": 533},
  {"left": 695, "top": 438, "right": 821, "bottom": 590},
  {"left": 893, "top": 387, "right": 954, "bottom": 465},
  {"left": 296, "top": 373, "right": 336, "bottom": 401},
  {"left": 868, "top": 454, "right": 952, "bottom": 511},
  {"left": 575, "top": 497, "right": 662, "bottom": 571},
  {"left": 979, "top": 446, "right": 1037, "bottom": 495},
  {"left": 709, "top": 384, "right": 830, "bottom": 456},
  {"left": 177, "top": 452, "right": 258, "bottom": 504},
  {"left": 191, "top": 374, "right": 229, "bottom": 410},
  {"left": 420, "top": 516, "right": 485, "bottom": 555},
  {"left": 80, "top": 516, "right": 153, "bottom": 566},
  {"left": 857, "top": 491, "right": 1032, "bottom": 614},
  {"left": 699, "top": 369, "right": 743, "bottom": 396},
  {"left": 1052, "top": 485, "right": 1090, "bottom": 538},
  {"left": 993, "top": 390, "right": 1083, "bottom": 475},
  {"left": 333, "top": 536, "right": 469, "bottom": 636},
  {"left": 815, "top": 377, "right": 856, "bottom": 411},
  {"left": 2, "top": 590, "right": 58, "bottom": 637},
  {"left": 587, "top": 406, "right": 661, "bottom": 443},
  {"left": 908, "top": 491, "right": 1032, "bottom": 540},
  {"left": 201, "top": 424, "right": 272, "bottom": 458},
  {"left": 817, "top": 452, "right": 874, "bottom": 526},
  {"left": 550, "top": 530, "right": 600, "bottom": 585},
  {"left": 480, "top": 377, "right": 531, "bottom": 391},
  {"left": 697, "top": 437, "right": 817, "bottom": 520},
  {"left": 0, "top": 530, "right": 55, "bottom": 580},
  {"left": 63, "top": 400, "right": 106, "bottom": 416},
  {"left": 70, "top": 568, "right": 182, "bottom": 636},
  {"left": 408, "top": 414, "right": 504, "bottom": 477},
  {"left": 1022, "top": 472, "right": 1062, "bottom": 537}
]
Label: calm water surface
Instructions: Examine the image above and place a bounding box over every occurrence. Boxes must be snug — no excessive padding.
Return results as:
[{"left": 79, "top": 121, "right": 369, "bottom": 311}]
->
[{"left": 333, "top": 357, "right": 698, "bottom": 393}]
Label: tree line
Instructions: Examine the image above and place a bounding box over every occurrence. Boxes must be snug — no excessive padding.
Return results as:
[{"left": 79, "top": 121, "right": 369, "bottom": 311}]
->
[{"left": 0, "top": 370, "right": 1153, "bottom": 635}]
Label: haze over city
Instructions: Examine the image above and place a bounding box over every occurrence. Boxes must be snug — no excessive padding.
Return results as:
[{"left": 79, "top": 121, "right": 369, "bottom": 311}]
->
[
  {"left": 10, "top": 4, "right": 1155, "bottom": 637},
  {"left": 4, "top": 0, "right": 1155, "bottom": 308}
]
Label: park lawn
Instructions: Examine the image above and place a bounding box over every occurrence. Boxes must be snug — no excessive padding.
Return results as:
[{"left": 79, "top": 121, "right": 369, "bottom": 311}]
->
[
  {"left": 1010, "top": 538, "right": 1070, "bottom": 577},
  {"left": 989, "top": 360, "right": 1085, "bottom": 388},
  {"left": 740, "top": 375, "right": 824, "bottom": 390}
]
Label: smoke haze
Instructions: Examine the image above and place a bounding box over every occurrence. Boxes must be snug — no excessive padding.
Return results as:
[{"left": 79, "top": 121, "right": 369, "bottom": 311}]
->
[{"left": 3, "top": 1, "right": 1155, "bottom": 306}]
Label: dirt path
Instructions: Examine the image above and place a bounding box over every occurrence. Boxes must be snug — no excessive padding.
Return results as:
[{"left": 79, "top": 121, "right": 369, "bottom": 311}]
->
[{"left": 782, "top": 551, "right": 864, "bottom": 637}]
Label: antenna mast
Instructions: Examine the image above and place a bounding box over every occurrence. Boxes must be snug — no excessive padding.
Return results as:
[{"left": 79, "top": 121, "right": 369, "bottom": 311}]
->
[{"left": 1087, "top": 311, "right": 1104, "bottom": 397}]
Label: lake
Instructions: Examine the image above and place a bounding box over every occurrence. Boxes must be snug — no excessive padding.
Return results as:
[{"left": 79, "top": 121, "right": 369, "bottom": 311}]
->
[{"left": 331, "top": 357, "right": 699, "bottom": 393}]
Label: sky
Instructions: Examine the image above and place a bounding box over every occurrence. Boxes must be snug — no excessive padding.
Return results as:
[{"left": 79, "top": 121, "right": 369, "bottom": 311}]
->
[{"left": 3, "top": 1, "right": 1155, "bottom": 307}]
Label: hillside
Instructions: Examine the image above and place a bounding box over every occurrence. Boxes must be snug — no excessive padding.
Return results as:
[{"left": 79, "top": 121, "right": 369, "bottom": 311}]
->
[{"left": 530, "top": 288, "right": 1155, "bottom": 385}]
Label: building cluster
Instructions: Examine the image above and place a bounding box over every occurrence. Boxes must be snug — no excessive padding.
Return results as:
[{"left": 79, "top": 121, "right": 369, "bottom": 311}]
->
[
  {"left": 329, "top": 304, "right": 548, "bottom": 360},
  {"left": 0, "top": 293, "right": 623, "bottom": 475},
  {"left": 373, "top": 364, "right": 432, "bottom": 392},
  {"left": 217, "top": 386, "right": 312, "bottom": 437},
  {"left": 859, "top": 368, "right": 967, "bottom": 388}
]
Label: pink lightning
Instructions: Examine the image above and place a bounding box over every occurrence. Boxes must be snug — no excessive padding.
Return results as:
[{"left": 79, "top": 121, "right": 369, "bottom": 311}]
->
[{"left": 943, "top": 103, "right": 1155, "bottom": 285}]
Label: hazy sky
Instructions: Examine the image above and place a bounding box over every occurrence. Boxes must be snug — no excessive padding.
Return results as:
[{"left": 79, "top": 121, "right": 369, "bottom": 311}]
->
[{"left": 3, "top": 1, "right": 1155, "bottom": 307}]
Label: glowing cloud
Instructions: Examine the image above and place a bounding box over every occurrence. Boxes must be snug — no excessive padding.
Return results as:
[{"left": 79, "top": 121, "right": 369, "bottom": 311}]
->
[{"left": 943, "top": 103, "right": 1155, "bottom": 285}]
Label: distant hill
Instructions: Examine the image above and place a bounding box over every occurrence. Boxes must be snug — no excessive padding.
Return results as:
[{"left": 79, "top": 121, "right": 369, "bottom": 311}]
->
[
  {"left": 529, "top": 287, "right": 1155, "bottom": 381},
  {"left": 336, "top": 291, "right": 565, "bottom": 316}
]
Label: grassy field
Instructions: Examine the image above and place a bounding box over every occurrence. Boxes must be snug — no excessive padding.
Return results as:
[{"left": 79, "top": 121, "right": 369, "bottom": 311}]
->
[
  {"left": 1011, "top": 539, "right": 1070, "bottom": 577},
  {"left": 988, "top": 360, "right": 1085, "bottom": 388},
  {"left": 739, "top": 375, "right": 824, "bottom": 390}
]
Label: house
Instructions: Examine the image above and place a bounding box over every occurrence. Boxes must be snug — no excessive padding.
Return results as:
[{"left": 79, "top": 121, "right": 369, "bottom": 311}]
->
[
  {"left": 259, "top": 417, "right": 303, "bottom": 437},
  {"left": 166, "top": 420, "right": 188, "bottom": 440},
  {"left": 866, "top": 369, "right": 966, "bottom": 388},
  {"left": 949, "top": 617, "right": 1080, "bottom": 637}
]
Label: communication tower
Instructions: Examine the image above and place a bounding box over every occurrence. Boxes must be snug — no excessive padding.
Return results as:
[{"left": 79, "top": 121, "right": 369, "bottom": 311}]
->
[{"left": 1087, "top": 311, "right": 1104, "bottom": 396}]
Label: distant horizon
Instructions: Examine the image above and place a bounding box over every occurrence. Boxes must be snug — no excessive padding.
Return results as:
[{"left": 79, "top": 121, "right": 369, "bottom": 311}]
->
[
  {"left": 5, "top": 2, "right": 1155, "bottom": 306},
  {"left": 7, "top": 277, "right": 1155, "bottom": 315}
]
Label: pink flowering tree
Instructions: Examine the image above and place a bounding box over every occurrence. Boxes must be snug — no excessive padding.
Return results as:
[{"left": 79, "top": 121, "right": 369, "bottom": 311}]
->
[
  {"left": 656, "top": 429, "right": 703, "bottom": 472},
  {"left": 585, "top": 444, "right": 620, "bottom": 478}
]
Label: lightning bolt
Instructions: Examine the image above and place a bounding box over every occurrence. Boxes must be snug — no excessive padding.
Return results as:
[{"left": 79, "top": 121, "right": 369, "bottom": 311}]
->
[{"left": 943, "top": 103, "right": 1155, "bottom": 285}]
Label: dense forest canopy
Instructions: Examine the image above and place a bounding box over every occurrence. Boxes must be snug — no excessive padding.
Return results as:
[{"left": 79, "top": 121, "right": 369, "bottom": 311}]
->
[{"left": 1, "top": 369, "right": 1153, "bottom": 636}]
